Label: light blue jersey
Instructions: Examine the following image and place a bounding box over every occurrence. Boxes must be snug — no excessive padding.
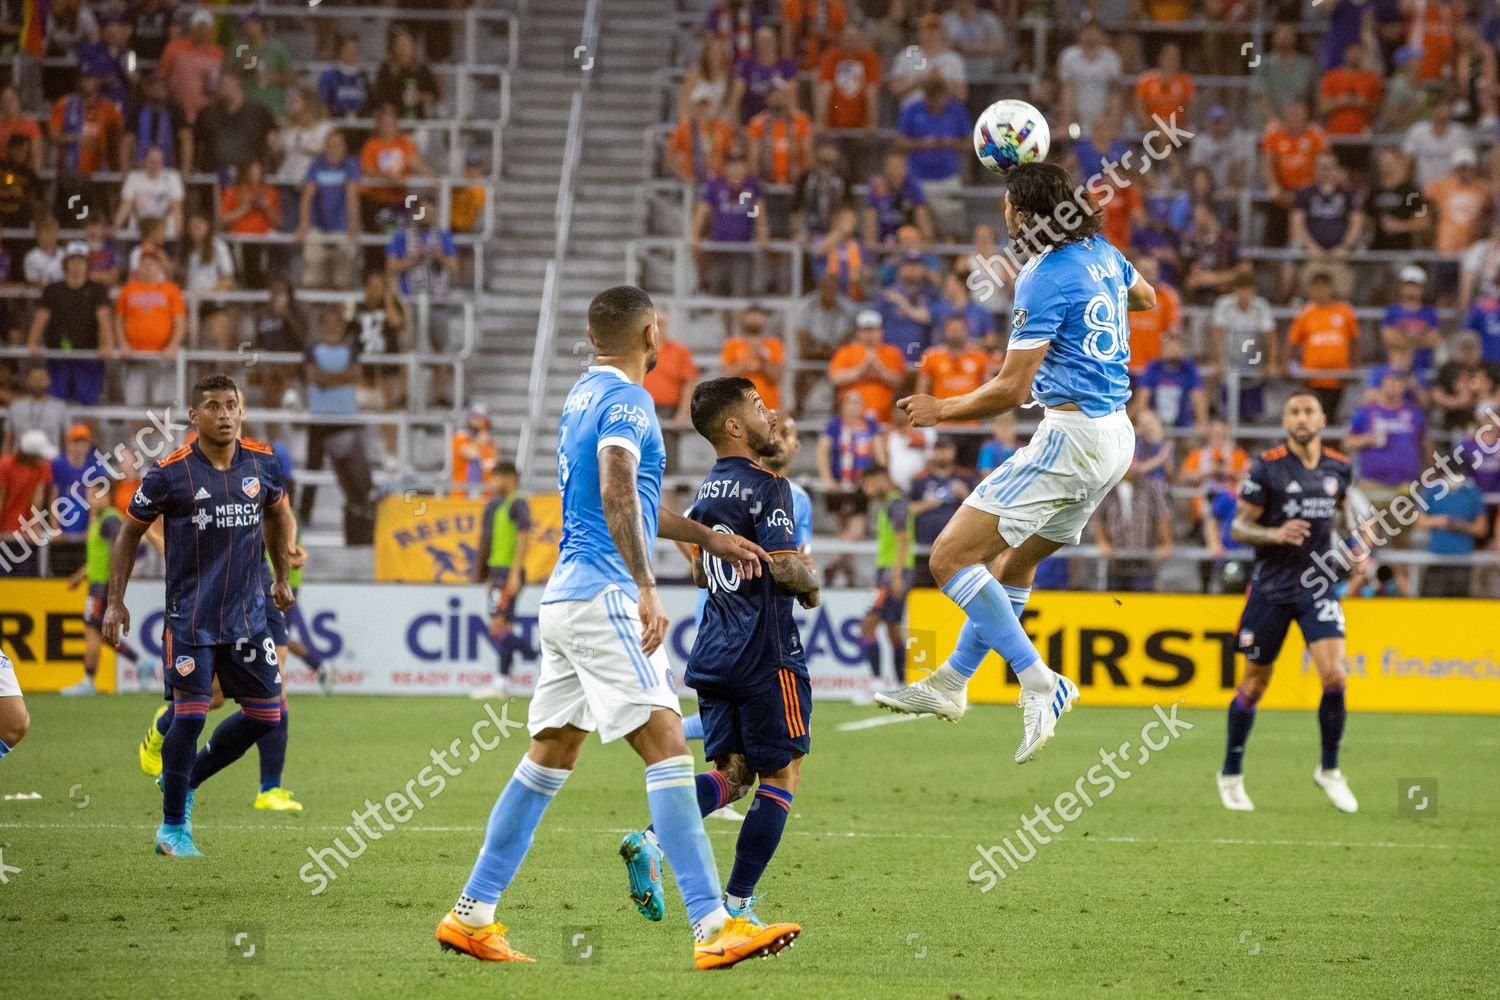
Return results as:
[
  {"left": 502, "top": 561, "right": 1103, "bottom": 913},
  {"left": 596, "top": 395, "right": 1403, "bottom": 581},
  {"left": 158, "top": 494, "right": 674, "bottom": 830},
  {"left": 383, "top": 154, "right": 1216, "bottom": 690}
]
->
[
  {"left": 789, "top": 480, "right": 813, "bottom": 551},
  {"left": 1008, "top": 237, "right": 1135, "bottom": 417},
  {"left": 542, "top": 366, "right": 666, "bottom": 604}
]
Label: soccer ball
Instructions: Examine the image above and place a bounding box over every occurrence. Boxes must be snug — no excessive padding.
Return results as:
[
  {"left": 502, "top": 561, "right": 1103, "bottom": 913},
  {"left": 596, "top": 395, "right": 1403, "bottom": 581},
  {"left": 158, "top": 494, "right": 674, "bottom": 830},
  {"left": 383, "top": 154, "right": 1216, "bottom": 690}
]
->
[{"left": 973, "top": 99, "right": 1051, "bottom": 174}]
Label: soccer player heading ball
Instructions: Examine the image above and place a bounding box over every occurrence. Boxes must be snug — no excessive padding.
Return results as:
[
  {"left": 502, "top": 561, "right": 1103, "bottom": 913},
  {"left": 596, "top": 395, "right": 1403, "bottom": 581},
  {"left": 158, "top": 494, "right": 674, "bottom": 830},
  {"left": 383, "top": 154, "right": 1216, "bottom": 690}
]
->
[{"left": 875, "top": 162, "right": 1157, "bottom": 763}]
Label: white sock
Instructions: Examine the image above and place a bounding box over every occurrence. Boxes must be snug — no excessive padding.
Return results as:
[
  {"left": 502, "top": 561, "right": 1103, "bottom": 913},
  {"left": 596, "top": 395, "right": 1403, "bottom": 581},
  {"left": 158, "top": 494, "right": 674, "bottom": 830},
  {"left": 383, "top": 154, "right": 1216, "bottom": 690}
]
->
[
  {"left": 453, "top": 893, "right": 495, "bottom": 927},
  {"left": 725, "top": 892, "right": 752, "bottom": 911},
  {"left": 692, "top": 905, "right": 730, "bottom": 942},
  {"left": 930, "top": 663, "right": 969, "bottom": 694},
  {"left": 1017, "top": 661, "right": 1056, "bottom": 694}
]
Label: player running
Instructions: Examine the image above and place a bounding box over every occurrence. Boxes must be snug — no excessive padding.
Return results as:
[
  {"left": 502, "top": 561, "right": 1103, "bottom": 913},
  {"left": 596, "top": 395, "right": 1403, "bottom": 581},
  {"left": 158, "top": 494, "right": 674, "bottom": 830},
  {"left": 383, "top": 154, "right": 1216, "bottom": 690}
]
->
[
  {"left": 434, "top": 286, "right": 801, "bottom": 969},
  {"left": 470, "top": 460, "right": 535, "bottom": 700},
  {"left": 874, "top": 162, "right": 1156, "bottom": 763},
  {"left": 103, "top": 374, "right": 297, "bottom": 857},
  {"left": 620, "top": 378, "right": 820, "bottom": 928},
  {"left": 1217, "top": 392, "right": 1358, "bottom": 813}
]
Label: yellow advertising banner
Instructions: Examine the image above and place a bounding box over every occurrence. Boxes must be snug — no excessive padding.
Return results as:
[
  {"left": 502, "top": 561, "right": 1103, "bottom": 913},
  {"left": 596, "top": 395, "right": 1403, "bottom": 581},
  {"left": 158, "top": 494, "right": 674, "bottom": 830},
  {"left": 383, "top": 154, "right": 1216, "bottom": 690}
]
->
[
  {"left": 0, "top": 579, "right": 115, "bottom": 692},
  {"left": 907, "top": 589, "right": 1500, "bottom": 714},
  {"left": 374, "top": 493, "right": 561, "bottom": 584}
]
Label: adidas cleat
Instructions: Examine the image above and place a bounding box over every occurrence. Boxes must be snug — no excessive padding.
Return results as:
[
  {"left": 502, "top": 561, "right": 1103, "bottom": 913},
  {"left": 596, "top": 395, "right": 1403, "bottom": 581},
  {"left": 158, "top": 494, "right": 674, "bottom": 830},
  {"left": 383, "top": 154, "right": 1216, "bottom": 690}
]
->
[
  {"left": 873, "top": 674, "right": 966, "bottom": 722},
  {"left": 435, "top": 912, "right": 534, "bottom": 962},
  {"left": 620, "top": 830, "right": 665, "bottom": 921},
  {"left": 1313, "top": 767, "right": 1358, "bottom": 813},
  {"left": 1015, "top": 672, "right": 1077, "bottom": 763},
  {"left": 694, "top": 915, "right": 800, "bottom": 970}
]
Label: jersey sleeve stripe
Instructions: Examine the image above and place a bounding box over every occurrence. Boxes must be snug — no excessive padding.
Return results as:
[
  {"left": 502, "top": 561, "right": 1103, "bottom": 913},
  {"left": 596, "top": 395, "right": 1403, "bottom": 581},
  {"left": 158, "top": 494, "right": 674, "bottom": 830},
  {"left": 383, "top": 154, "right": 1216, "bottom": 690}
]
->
[
  {"left": 125, "top": 509, "right": 155, "bottom": 525},
  {"left": 1006, "top": 336, "right": 1053, "bottom": 350},
  {"left": 597, "top": 435, "right": 640, "bottom": 460}
]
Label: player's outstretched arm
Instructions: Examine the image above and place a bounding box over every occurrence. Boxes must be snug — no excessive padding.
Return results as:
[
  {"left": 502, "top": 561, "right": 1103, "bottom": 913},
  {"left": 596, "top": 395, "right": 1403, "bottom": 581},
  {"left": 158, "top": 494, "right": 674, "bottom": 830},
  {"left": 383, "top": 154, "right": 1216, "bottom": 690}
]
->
[
  {"left": 601, "top": 445, "right": 668, "bottom": 654},
  {"left": 658, "top": 507, "right": 768, "bottom": 581},
  {"left": 898, "top": 343, "right": 1049, "bottom": 427},
  {"left": 101, "top": 515, "right": 151, "bottom": 647},
  {"left": 1127, "top": 270, "right": 1157, "bottom": 312}
]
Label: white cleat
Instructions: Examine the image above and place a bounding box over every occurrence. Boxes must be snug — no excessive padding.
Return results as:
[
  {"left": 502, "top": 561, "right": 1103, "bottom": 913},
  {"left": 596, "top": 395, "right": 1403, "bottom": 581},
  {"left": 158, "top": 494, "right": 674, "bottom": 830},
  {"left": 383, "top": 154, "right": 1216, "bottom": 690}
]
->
[
  {"left": 1014, "top": 673, "right": 1077, "bottom": 763},
  {"left": 1313, "top": 768, "right": 1358, "bottom": 813},
  {"left": 873, "top": 674, "right": 967, "bottom": 722},
  {"left": 469, "top": 682, "right": 508, "bottom": 700},
  {"left": 708, "top": 804, "right": 745, "bottom": 822},
  {"left": 1217, "top": 772, "right": 1256, "bottom": 811},
  {"left": 60, "top": 677, "right": 97, "bottom": 696}
]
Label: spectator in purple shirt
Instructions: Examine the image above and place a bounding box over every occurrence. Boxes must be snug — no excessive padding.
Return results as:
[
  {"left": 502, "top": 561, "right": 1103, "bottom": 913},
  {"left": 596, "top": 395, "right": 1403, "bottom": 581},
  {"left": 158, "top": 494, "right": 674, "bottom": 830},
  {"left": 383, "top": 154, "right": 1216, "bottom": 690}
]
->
[
  {"left": 862, "top": 150, "right": 932, "bottom": 248},
  {"left": 692, "top": 150, "right": 769, "bottom": 297},
  {"left": 1381, "top": 265, "right": 1441, "bottom": 376},
  {"left": 1465, "top": 293, "right": 1500, "bottom": 364},
  {"left": 878, "top": 255, "right": 939, "bottom": 360},
  {"left": 731, "top": 26, "right": 797, "bottom": 123},
  {"left": 1347, "top": 368, "right": 1431, "bottom": 518},
  {"left": 1138, "top": 333, "right": 1208, "bottom": 430}
]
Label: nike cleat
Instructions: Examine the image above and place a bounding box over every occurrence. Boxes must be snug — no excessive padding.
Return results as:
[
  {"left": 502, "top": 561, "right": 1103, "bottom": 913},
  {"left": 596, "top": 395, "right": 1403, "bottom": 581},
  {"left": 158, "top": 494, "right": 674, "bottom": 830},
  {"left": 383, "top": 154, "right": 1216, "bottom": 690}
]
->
[
  {"left": 1217, "top": 772, "right": 1256, "bottom": 811},
  {"left": 139, "top": 705, "right": 168, "bottom": 776},
  {"left": 620, "top": 830, "right": 665, "bottom": 921},
  {"left": 154, "top": 822, "right": 202, "bottom": 857},
  {"left": 253, "top": 787, "right": 304, "bottom": 812},
  {"left": 725, "top": 894, "right": 764, "bottom": 927},
  {"left": 155, "top": 775, "right": 196, "bottom": 833},
  {"left": 694, "top": 915, "right": 800, "bottom": 970},
  {"left": 1015, "top": 672, "right": 1077, "bottom": 763},
  {"left": 1313, "top": 768, "right": 1359, "bottom": 813},
  {"left": 435, "top": 912, "right": 534, "bottom": 962},
  {"left": 873, "top": 674, "right": 966, "bottom": 722}
]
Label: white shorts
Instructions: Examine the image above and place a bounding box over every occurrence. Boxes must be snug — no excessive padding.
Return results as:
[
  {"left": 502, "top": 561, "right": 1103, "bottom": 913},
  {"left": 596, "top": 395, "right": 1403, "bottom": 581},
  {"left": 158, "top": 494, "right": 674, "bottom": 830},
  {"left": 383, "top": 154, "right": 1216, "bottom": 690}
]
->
[
  {"left": 528, "top": 586, "right": 680, "bottom": 743},
  {"left": 0, "top": 652, "right": 21, "bottom": 698},
  {"left": 964, "top": 407, "right": 1134, "bottom": 547}
]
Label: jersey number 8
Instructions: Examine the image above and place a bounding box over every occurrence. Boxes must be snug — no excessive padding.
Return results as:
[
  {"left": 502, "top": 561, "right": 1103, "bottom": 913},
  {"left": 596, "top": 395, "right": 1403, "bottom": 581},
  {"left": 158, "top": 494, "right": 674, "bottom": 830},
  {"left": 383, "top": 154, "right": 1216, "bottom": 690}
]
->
[{"left": 1082, "top": 285, "right": 1130, "bottom": 363}]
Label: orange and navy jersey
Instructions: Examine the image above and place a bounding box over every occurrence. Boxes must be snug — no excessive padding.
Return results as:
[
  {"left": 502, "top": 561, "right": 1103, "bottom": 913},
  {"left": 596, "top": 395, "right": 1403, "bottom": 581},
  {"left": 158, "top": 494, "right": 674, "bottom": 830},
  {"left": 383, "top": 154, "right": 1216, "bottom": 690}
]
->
[
  {"left": 127, "top": 438, "right": 286, "bottom": 646},
  {"left": 1237, "top": 443, "right": 1352, "bottom": 602},
  {"left": 684, "top": 455, "right": 807, "bottom": 693}
]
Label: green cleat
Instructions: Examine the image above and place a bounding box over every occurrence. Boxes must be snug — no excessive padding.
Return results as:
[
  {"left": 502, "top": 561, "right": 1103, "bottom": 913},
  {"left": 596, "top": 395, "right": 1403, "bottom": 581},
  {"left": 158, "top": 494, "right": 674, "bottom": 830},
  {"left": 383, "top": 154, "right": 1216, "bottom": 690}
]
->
[
  {"left": 139, "top": 705, "right": 167, "bottom": 776},
  {"left": 619, "top": 830, "right": 665, "bottom": 922}
]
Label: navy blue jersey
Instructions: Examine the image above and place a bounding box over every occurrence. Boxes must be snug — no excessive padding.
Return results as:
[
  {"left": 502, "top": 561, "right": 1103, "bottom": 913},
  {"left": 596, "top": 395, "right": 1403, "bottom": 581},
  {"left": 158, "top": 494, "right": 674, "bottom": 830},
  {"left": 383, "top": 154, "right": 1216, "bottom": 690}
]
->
[
  {"left": 128, "top": 439, "right": 286, "bottom": 645},
  {"left": 685, "top": 456, "right": 806, "bottom": 694},
  {"left": 1236, "top": 444, "right": 1353, "bottom": 602}
]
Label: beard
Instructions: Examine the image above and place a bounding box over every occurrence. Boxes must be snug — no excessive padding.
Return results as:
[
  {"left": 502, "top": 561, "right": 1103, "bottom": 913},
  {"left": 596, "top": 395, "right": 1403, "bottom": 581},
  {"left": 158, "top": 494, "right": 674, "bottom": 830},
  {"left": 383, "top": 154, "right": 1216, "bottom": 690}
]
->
[
  {"left": 1288, "top": 426, "right": 1318, "bottom": 445},
  {"left": 748, "top": 427, "right": 781, "bottom": 461}
]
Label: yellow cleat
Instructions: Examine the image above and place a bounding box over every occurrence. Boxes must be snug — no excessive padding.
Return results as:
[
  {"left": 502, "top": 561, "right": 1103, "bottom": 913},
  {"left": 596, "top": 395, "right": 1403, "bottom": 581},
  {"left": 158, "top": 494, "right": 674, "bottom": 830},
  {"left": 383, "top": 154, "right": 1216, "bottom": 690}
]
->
[
  {"left": 253, "top": 787, "right": 304, "bottom": 811},
  {"left": 435, "top": 912, "right": 535, "bottom": 962},
  {"left": 139, "top": 705, "right": 167, "bottom": 776},
  {"left": 694, "top": 915, "right": 801, "bottom": 970}
]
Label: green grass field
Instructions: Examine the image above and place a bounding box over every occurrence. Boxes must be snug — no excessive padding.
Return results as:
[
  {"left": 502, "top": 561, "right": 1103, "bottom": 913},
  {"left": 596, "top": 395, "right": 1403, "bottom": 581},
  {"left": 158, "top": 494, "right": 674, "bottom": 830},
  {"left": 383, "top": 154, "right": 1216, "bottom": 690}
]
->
[{"left": 2, "top": 694, "right": 1496, "bottom": 998}]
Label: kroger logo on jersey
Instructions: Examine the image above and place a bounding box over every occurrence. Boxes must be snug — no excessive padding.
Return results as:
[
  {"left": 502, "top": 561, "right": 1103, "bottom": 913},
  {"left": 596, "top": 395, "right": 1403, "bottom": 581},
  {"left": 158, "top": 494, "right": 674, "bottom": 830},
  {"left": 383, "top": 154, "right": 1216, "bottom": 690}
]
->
[{"left": 764, "top": 508, "right": 794, "bottom": 532}]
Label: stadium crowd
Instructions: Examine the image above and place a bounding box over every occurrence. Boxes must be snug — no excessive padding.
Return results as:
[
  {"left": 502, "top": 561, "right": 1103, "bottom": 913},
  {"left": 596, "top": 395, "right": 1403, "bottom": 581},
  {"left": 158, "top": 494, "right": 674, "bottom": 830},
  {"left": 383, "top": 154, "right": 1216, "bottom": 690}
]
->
[{"left": 645, "top": 0, "right": 1500, "bottom": 597}]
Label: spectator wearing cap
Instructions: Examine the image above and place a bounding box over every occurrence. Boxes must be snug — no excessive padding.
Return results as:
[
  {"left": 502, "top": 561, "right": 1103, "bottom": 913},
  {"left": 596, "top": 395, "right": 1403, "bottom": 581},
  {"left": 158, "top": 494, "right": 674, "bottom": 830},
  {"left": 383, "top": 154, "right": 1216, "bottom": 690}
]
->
[
  {"left": 0, "top": 430, "right": 56, "bottom": 576},
  {"left": 115, "top": 249, "right": 187, "bottom": 406},
  {"left": 815, "top": 23, "right": 881, "bottom": 133},
  {"left": 1134, "top": 43, "right": 1193, "bottom": 129},
  {"left": 642, "top": 311, "right": 700, "bottom": 469},
  {"left": 1367, "top": 147, "right": 1428, "bottom": 252},
  {"left": 793, "top": 271, "right": 857, "bottom": 410},
  {"left": 50, "top": 424, "right": 102, "bottom": 538},
  {"left": 450, "top": 402, "right": 497, "bottom": 498},
  {"left": 1433, "top": 332, "right": 1500, "bottom": 430},
  {"left": 1252, "top": 23, "right": 1315, "bottom": 122},
  {"left": 1137, "top": 332, "right": 1207, "bottom": 431},
  {"left": 1209, "top": 272, "right": 1277, "bottom": 421},
  {"left": 1402, "top": 96, "right": 1472, "bottom": 190},
  {"left": 907, "top": 437, "right": 974, "bottom": 588},
  {"left": 1093, "top": 455, "right": 1174, "bottom": 592},
  {"left": 372, "top": 26, "right": 442, "bottom": 121},
  {"left": 668, "top": 85, "right": 737, "bottom": 185},
  {"left": 734, "top": 26, "right": 797, "bottom": 124},
  {"left": 895, "top": 78, "right": 971, "bottom": 240},
  {"left": 320, "top": 35, "right": 371, "bottom": 120},
  {"left": 693, "top": 151, "right": 769, "bottom": 297},
  {"left": 1378, "top": 46, "right": 1428, "bottom": 131},
  {"left": 889, "top": 13, "right": 967, "bottom": 110},
  {"left": 1260, "top": 99, "right": 1327, "bottom": 247},
  {"left": 917, "top": 314, "right": 987, "bottom": 463},
  {"left": 1464, "top": 289, "right": 1500, "bottom": 365},
  {"left": 791, "top": 137, "right": 848, "bottom": 245},
  {"left": 1288, "top": 270, "right": 1359, "bottom": 419},
  {"left": 1426, "top": 147, "right": 1491, "bottom": 256},
  {"left": 26, "top": 242, "right": 111, "bottom": 406},
  {"left": 156, "top": 8, "right": 225, "bottom": 125},
  {"left": 878, "top": 255, "right": 938, "bottom": 361},
  {"left": 829, "top": 309, "right": 906, "bottom": 422},
  {"left": 864, "top": 150, "right": 933, "bottom": 248},
  {"left": 1318, "top": 42, "right": 1382, "bottom": 142},
  {"left": 115, "top": 145, "right": 186, "bottom": 240},
  {"left": 232, "top": 13, "right": 296, "bottom": 120},
  {"left": 297, "top": 129, "right": 362, "bottom": 290},
  {"left": 193, "top": 73, "right": 278, "bottom": 176},
  {"left": 4, "top": 368, "right": 68, "bottom": 456},
  {"left": 1056, "top": 23, "right": 1123, "bottom": 138},
  {"left": 809, "top": 204, "right": 867, "bottom": 300},
  {"left": 1381, "top": 266, "right": 1441, "bottom": 377},
  {"left": 1289, "top": 152, "right": 1364, "bottom": 300},
  {"left": 721, "top": 305, "right": 785, "bottom": 411},
  {"left": 78, "top": 13, "right": 133, "bottom": 109}
]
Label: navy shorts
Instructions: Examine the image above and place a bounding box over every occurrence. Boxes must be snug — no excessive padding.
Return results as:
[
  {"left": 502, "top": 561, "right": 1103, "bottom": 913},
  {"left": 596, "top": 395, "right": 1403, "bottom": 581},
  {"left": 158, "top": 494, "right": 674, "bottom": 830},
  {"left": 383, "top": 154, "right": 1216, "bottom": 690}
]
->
[
  {"left": 163, "top": 628, "right": 282, "bottom": 700},
  {"left": 83, "top": 582, "right": 107, "bottom": 629},
  {"left": 1236, "top": 591, "right": 1345, "bottom": 665},
  {"left": 698, "top": 669, "right": 811, "bottom": 775},
  {"left": 867, "top": 568, "right": 910, "bottom": 625}
]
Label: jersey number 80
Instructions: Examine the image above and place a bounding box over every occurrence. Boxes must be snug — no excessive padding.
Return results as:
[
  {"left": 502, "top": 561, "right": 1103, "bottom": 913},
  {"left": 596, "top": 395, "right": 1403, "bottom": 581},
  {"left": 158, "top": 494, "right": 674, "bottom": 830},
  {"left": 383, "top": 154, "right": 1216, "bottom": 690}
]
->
[{"left": 1082, "top": 285, "right": 1130, "bottom": 363}]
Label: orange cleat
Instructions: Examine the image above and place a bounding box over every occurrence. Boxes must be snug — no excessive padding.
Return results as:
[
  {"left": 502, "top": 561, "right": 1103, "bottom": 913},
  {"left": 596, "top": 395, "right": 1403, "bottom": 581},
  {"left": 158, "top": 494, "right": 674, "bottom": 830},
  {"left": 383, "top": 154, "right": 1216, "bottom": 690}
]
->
[
  {"left": 435, "top": 911, "right": 536, "bottom": 963},
  {"left": 694, "top": 915, "right": 801, "bottom": 970}
]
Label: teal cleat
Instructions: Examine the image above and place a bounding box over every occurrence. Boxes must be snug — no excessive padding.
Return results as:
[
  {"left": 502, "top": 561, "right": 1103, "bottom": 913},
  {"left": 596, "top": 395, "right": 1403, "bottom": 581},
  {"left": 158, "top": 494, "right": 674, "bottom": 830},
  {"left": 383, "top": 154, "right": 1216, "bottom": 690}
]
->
[
  {"left": 155, "top": 776, "right": 196, "bottom": 834},
  {"left": 619, "top": 830, "right": 665, "bottom": 922},
  {"left": 154, "top": 822, "right": 202, "bottom": 857},
  {"left": 725, "top": 894, "right": 764, "bottom": 927}
]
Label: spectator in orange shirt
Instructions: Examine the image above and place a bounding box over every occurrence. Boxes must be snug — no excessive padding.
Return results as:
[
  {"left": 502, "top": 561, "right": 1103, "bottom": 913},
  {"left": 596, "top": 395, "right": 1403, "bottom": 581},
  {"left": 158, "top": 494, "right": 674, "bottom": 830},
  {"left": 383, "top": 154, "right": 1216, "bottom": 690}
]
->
[
  {"left": 721, "top": 304, "right": 786, "bottom": 411},
  {"left": 1318, "top": 43, "right": 1382, "bottom": 137},
  {"left": 1097, "top": 168, "right": 1144, "bottom": 250},
  {"left": 829, "top": 309, "right": 907, "bottom": 422},
  {"left": 1409, "top": 0, "right": 1457, "bottom": 82},
  {"left": 1180, "top": 417, "right": 1249, "bottom": 519},
  {"left": 1126, "top": 257, "right": 1181, "bottom": 371},
  {"left": 746, "top": 81, "right": 812, "bottom": 186},
  {"left": 781, "top": 0, "right": 846, "bottom": 70},
  {"left": 1260, "top": 99, "right": 1328, "bottom": 246},
  {"left": 115, "top": 250, "right": 186, "bottom": 406},
  {"left": 450, "top": 402, "right": 496, "bottom": 498},
  {"left": 917, "top": 314, "right": 987, "bottom": 464},
  {"left": 359, "top": 103, "right": 434, "bottom": 233},
  {"left": 155, "top": 8, "right": 224, "bottom": 125},
  {"left": 1288, "top": 270, "right": 1360, "bottom": 418},
  {"left": 1133, "top": 43, "right": 1194, "bottom": 128},
  {"left": 815, "top": 23, "right": 881, "bottom": 131},
  {"left": 642, "top": 311, "right": 701, "bottom": 470},
  {"left": 219, "top": 159, "right": 281, "bottom": 290},
  {"left": 668, "top": 86, "right": 738, "bottom": 184},
  {"left": 49, "top": 71, "right": 123, "bottom": 177},
  {"left": 1426, "top": 147, "right": 1492, "bottom": 254}
]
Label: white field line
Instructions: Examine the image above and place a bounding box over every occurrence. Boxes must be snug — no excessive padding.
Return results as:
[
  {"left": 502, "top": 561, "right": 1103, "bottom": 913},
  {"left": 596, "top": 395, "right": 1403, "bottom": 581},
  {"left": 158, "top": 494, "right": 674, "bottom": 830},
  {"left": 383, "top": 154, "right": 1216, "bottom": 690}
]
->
[{"left": 833, "top": 714, "right": 925, "bottom": 731}]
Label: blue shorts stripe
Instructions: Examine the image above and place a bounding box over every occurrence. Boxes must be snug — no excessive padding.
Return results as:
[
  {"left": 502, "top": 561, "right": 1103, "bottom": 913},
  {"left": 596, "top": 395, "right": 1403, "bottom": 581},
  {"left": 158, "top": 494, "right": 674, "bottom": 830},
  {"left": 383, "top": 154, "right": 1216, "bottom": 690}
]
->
[
  {"left": 984, "top": 429, "right": 1048, "bottom": 505},
  {"left": 995, "top": 430, "right": 1065, "bottom": 506},
  {"left": 604, "top": 590, "right": 655, "bottom": 688}
]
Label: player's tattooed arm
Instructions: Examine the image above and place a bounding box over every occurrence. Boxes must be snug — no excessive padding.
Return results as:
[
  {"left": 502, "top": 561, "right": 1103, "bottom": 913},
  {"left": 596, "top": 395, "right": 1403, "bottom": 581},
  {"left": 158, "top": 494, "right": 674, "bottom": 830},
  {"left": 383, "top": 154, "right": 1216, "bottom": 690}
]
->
[
  {"left": 1230, "top": 500, "right": 1310, "bottom": 547},
  {"left": 600, "top": 446, "right": 656, "bottom": 591},
  {"left": 101, "top": 515, "right": 151, "bottom": 647},
  {"left": 769, "top": 551, "right": 819, "bottom": 596}
]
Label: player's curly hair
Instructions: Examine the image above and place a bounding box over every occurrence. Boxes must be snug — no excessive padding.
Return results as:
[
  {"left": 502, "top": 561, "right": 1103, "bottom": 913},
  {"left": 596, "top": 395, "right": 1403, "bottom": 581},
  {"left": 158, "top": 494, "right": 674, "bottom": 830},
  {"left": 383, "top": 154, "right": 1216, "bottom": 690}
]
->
[{"left": 1006, "top": 162, "right": 1101, "bottom": 248}]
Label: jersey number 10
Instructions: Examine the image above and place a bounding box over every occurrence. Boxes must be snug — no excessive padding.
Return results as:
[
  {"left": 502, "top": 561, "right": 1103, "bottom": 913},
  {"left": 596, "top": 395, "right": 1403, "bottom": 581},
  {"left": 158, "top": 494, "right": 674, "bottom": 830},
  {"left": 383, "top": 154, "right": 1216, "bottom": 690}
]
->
[
  {"left": 1082, "top": 285, "right": 1130, "bottom": 363},
  {"left": 702, "top": 524, "right": 741, "bottom": 594}
]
